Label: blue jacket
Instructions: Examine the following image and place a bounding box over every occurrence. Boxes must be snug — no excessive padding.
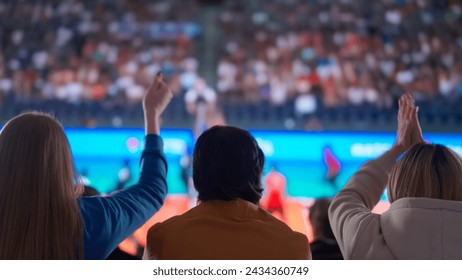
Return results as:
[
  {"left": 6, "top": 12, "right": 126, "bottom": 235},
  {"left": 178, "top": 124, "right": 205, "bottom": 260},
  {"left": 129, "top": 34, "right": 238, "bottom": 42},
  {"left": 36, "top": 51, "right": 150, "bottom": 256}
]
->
[{"left": 78, "top": 134, "right": 167, "bottom": 259}]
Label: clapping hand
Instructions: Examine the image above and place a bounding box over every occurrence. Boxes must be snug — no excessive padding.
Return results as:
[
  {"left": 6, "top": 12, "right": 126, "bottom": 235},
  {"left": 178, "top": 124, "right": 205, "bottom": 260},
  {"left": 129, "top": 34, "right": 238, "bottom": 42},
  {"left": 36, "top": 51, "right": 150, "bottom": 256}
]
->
[{"left": 394, "top": 93, "right": 424, "bottom": 154}]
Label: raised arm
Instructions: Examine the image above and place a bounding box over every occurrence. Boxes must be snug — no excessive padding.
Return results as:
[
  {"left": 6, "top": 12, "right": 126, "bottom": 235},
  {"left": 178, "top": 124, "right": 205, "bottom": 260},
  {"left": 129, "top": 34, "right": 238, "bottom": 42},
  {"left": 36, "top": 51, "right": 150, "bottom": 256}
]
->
[
  {"left": 328, "top": 93, "right": 423, "bottom": 259},
  {"left": 144, "top": 72, "right": 173, "bottom": 136},
  {"left": 79, "top": 72, "right": 173, "bottom": 259}
]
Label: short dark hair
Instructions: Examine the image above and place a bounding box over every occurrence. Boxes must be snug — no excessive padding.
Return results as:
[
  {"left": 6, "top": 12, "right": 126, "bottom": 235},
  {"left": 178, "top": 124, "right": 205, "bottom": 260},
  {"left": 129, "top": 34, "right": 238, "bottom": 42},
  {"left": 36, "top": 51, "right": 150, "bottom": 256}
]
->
[
  {"left": 192, "top": 126, "right": 265, "bottom": 204},
  {"left": 309, "top": 198, "right": 335, "bottom": 240}
]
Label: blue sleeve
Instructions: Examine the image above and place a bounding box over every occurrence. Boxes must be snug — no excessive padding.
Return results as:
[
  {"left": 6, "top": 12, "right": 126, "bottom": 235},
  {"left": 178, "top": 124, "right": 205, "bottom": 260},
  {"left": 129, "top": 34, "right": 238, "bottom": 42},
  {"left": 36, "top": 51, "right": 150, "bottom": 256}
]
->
[{"left": 78, "top": 134, "right": 168, "bottom": 260}]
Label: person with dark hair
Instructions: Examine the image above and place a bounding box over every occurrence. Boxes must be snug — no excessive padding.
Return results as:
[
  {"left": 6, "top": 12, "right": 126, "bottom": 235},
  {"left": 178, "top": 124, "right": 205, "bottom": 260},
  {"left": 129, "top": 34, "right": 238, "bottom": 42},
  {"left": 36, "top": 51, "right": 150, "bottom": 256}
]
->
[
  {"left": 192, "top": 126, "right": 265, "bottom": 204},
  {"left": 144, "top": 126, "right": 310, "bottom": 260},
  {"left": 0, "top": 72, "right": 172, "bottom": 259},
  {"left": 308, "top": 198, "right": 343, "bottom": 260}
]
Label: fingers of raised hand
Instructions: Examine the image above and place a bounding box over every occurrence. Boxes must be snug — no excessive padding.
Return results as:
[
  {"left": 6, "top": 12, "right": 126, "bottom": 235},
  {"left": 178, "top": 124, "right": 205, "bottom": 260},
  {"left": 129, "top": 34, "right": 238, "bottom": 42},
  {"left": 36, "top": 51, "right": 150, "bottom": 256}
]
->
[
  {"left": 398, "top": 96, "right": 405, "bottom": 119},
  {"left": 159, "top": 82, "right": 173, "bottom": 97},
  {"left": 399, "top": 93, "right": 415, "bottom": 118},
  {"left": 146, "top": 73, "right": 173, "bottom": 102},
  {"left": 152, "top": 71, "right": 163, "bottom": 89},
  {"left": 399, "top": 95, "right": 408, "bottom": 121}
]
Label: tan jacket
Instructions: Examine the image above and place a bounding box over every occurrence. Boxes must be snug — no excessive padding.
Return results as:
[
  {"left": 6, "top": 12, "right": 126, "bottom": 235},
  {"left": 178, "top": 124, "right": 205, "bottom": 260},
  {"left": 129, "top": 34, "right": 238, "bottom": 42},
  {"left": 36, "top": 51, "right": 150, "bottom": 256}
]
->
[
  {"left": 329, "top": 150, "right": 462, "bottom": 259},
  {"left": 144, "top": 198, "right": 310, "bottom": 260}
]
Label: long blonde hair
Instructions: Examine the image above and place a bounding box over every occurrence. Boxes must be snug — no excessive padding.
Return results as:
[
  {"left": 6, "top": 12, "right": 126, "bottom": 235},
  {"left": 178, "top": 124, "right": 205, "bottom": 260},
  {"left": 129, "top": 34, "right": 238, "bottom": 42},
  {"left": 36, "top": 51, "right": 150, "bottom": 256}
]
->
[
  {"left": 388, "top": 143, "right": 462, "bottom": 203},
  {"left": 0, "top": 112, "right": 83, "bottom": 259}
]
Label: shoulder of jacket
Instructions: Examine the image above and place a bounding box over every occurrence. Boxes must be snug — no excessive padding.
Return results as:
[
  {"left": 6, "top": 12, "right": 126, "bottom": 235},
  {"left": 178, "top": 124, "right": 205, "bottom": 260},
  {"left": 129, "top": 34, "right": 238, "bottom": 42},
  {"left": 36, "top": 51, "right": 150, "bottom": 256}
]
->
[{"left": 147, "top": 214, "right": 183, "bottom": 239}]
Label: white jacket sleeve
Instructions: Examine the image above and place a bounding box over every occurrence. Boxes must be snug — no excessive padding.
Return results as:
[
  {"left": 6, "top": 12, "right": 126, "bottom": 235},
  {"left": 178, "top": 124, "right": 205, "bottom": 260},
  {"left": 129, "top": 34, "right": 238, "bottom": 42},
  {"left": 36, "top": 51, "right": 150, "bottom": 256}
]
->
[{"left": 328, "top": 149, "right": 397, "bottom": 259}]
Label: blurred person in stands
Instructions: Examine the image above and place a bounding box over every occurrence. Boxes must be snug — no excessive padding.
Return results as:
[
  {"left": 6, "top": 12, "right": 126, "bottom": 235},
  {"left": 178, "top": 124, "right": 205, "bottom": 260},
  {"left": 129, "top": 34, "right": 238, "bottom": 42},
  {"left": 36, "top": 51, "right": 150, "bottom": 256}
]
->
[
  {"left": 262, "top": 165, "right": 287, "bottom": 221},
  {"left": 184, "top": 78, "right": 217, "bottom": 139},
  {"left": 308, "top": 198, "right": 343, "bottom": 260},
  {"left": 329, "top": 93, "right": 462, "bottom": 259},
  {"left": 144, "top": 126, "right": 310, "bottom": 260},
  {"left": 0, "top": 72, "right": 172, "bottom": 259},
  {"left": 115, "top": 159, "right": 132, "bottom": 191},
  {"left": 179, "top": 150, "right": 199, "bottom": 208}
]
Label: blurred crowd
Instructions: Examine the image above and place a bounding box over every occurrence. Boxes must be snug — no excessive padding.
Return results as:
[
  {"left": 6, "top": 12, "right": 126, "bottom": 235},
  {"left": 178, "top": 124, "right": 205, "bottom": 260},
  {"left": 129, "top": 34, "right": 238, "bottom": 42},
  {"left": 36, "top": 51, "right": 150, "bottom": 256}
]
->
[
  {"left": 216, "top": 0, "right": 462, "bottom": 118},
  {"left": 1, "top": 0, "right": 462, "bottom": 129},
  {"left": 0, "top": 0, "right": 201, "bottom": 124}
]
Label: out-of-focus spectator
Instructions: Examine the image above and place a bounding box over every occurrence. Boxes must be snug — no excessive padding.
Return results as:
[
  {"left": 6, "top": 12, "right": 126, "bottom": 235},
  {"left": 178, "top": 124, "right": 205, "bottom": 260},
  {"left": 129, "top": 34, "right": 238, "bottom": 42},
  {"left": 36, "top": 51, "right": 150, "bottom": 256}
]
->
[
  {"left": 184, "top": 78, "right": 218, "bottom": 138},
  {"left": 262, "top": 165, "right": 287, "bottom": 221},
  {"left": 308, "top": 198, "right": 343, "bottom": 260}
]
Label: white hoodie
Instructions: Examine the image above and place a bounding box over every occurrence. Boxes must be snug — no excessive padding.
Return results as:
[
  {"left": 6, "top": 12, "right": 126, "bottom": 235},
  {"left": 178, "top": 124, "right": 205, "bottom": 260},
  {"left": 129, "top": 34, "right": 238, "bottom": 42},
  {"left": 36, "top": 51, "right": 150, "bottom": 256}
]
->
[{"left": 329, "top": 150, "right": 462, "bottom": 259}]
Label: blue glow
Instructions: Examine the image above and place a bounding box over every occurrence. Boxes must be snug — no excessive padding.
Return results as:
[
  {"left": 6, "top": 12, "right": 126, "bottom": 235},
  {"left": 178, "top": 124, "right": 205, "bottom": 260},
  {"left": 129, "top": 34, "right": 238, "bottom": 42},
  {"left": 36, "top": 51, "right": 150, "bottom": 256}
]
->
[
  {"left": 65, "top": 128, "right": 194, "bottom": 158},
  {"left": 50, "top": 129, "right": 462, "bottom": 197}
]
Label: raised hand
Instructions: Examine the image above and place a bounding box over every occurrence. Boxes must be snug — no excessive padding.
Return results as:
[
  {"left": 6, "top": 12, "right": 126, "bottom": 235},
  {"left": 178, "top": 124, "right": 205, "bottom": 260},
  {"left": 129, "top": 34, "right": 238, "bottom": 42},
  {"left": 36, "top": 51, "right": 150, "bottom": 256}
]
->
[
  {"left": 393, "top": 93, "right": 423, "bottom": 154},
  {"left": 143, "top": 72, "right": 173, "bottom": 135},
  {"left": 405, "top": 93, "right": 424, "bottom": 146}
]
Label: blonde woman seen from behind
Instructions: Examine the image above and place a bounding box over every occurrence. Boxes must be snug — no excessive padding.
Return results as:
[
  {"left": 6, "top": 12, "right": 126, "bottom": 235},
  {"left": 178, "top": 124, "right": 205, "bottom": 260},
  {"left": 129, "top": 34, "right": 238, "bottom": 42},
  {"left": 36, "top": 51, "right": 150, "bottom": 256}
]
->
[{"left": 329, "top": 93, "right": 462, "bottom": 259}]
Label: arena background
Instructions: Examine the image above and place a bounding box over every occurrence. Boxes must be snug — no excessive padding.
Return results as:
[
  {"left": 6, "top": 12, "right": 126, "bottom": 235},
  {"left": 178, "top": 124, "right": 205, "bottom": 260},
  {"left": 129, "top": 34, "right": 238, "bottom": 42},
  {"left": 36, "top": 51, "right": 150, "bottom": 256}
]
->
[{"left": 1, "top": 0, "right": 462, "bottom": 255}]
